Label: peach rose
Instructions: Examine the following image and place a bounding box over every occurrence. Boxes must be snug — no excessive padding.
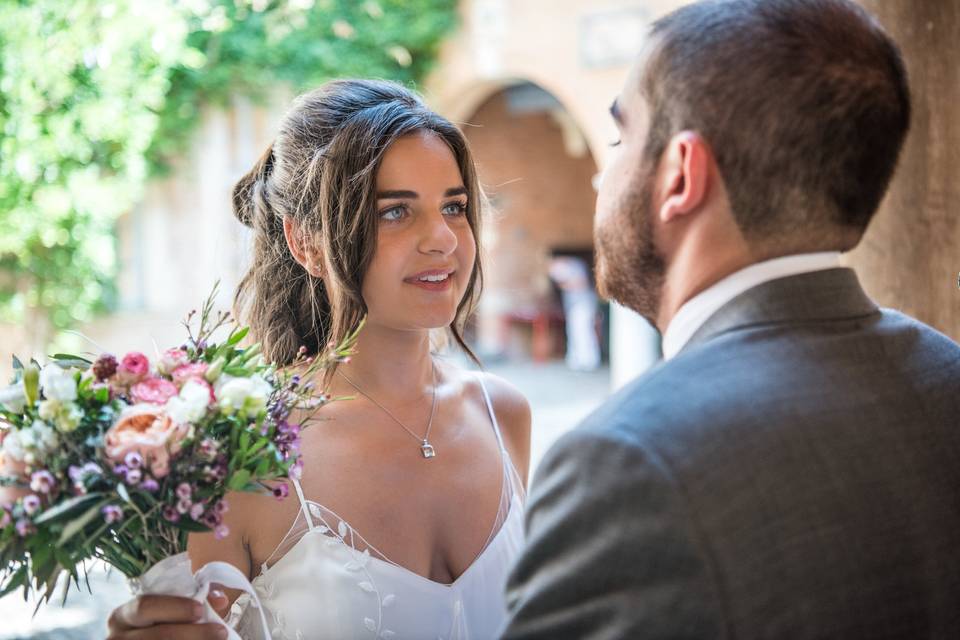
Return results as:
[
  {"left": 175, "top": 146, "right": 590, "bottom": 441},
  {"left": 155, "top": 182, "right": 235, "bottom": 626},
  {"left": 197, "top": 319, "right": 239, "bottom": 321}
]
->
[{"left": 104, "top": 404, "right": 190, "bottom": 478}]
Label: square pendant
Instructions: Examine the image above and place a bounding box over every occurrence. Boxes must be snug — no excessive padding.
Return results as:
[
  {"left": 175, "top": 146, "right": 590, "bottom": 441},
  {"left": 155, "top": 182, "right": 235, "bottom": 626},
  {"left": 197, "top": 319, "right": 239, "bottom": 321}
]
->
[{"left": 420, "top": 442, "right": 436, "bottom": 459}]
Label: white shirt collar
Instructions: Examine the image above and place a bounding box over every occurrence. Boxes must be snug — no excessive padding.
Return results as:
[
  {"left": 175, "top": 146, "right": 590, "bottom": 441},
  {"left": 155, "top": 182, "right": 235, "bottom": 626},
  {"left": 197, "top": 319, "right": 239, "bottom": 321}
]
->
[{"left": 661, "top": 252, "right": 842, "bottom": 360}]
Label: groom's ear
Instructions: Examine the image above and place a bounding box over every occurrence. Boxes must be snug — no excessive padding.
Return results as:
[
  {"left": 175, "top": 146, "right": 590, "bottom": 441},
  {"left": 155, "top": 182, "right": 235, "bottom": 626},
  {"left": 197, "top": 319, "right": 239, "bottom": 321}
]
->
[
  {"left": 282, "top": 216, "right": 327, "bottom": 279},
  {"left": 657, "top": 131, "right": 712, "bottom": 224}
]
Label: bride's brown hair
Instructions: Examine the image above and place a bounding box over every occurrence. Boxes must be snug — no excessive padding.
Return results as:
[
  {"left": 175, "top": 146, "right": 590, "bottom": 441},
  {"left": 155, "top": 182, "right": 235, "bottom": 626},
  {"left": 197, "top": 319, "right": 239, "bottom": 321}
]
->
[{"left": 232, "top": 79, "right": 484, "bottom": 367}]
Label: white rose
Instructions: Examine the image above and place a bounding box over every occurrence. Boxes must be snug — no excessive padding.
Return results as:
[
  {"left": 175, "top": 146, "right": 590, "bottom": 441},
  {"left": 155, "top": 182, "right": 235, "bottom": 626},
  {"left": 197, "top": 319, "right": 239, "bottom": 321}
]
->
[
  {"left": 0, "top": 381, "right": 26, "bottom": 413},
  {"left": 40, "top": 363, "right": 77, "bottom": 402},
  {"left": 31, "top": 419, "right": 59, "bottom": 451},
  {"left": 217, "top": 375, "right": 272, "bottom": 413},
  {"left": 1, "top": 429, "right": 24, "bottom": 461},
  {"left": 165, "top": 379, "right": 211, "bottom": 424}
]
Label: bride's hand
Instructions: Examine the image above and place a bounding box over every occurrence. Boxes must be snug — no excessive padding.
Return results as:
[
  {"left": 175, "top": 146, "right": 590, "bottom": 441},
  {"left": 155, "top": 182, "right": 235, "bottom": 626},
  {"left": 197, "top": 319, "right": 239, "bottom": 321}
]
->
[{"left": 106, "top": 589, "right": 231, "bottom": 639}]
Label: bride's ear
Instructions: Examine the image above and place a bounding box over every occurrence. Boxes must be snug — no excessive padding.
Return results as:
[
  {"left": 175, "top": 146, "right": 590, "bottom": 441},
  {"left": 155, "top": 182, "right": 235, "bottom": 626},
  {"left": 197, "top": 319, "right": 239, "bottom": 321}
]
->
[{"left": 282, "top": 216, "right": 326, "bottom": 279}]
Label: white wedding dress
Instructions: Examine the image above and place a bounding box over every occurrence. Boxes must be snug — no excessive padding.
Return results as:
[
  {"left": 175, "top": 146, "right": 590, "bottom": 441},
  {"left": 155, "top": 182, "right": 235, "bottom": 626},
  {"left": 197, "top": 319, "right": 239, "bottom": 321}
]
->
[{"left": 228, "top": 376, "right": 526, "bottom": 640}]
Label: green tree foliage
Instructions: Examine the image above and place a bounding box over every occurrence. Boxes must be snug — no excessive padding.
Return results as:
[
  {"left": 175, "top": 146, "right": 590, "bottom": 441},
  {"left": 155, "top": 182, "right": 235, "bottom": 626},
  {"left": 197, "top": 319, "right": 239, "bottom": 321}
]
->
[{"left": 0, "top": 0, "right": 458, "bottom": 350}]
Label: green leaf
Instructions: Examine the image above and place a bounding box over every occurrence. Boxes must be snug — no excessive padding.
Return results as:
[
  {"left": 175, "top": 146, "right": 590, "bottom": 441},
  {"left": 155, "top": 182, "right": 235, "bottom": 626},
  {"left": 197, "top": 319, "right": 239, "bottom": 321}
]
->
[
  {"left": 34, "top": 493, "right": 104, "bottom": 525},
  {"left": 227, "top": 469, "right": 251, "bottom": 491},
  {"left": 227, "top": 326, "right": 249, "bottom": 346},
  {"left": 58, "top": 502, "right": 106, "bottom": 546},
  {"left": 239, "top": 430, "right": 250, "bottom": 453},
  {"left": 116, "top": 483, "right": 131, "bottom": 504},
  {"left": 94, "top": 386, "right": 110, "bottom": 403},
  {"left": 0, "top": 566, "right": 27, "bottom": 599}
]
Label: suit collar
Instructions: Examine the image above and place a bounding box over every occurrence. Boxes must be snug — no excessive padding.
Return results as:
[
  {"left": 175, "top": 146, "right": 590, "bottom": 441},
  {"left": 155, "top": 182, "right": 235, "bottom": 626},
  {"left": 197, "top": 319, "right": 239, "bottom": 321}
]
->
[{"left": 680, "top": 268, "right": 879, "bottom": 355}]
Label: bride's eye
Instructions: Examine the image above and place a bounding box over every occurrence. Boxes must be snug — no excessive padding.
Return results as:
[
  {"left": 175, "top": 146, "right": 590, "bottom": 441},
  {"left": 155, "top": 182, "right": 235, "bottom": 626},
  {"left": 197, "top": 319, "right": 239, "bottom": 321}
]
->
[
  {"left": 441, "top": 201, "right": 468, "bottom": 217},
  {"left": 379, "top": 205, "right": 408, "bottom": 222}
]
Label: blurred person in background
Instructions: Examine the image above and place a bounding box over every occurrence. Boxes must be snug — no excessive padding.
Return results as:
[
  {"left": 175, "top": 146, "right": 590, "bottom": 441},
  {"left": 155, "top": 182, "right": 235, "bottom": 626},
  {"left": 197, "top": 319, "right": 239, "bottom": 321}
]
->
[{"left": 548, "top": 255, "right": 600, "bottom": 372}]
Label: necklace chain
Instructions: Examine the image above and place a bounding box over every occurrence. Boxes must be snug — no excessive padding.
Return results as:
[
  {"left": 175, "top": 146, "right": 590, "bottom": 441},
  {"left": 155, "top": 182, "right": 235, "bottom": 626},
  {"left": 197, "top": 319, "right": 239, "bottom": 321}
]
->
[{"left": 337, "top": 361, "right": 439, "bottom": 458}]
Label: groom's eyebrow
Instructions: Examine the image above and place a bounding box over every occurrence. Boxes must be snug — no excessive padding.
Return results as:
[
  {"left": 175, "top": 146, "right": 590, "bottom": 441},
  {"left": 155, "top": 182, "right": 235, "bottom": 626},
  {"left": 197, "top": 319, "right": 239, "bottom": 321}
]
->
[{"left": 376, "top": 187, "right": 467, "bottom": 199}]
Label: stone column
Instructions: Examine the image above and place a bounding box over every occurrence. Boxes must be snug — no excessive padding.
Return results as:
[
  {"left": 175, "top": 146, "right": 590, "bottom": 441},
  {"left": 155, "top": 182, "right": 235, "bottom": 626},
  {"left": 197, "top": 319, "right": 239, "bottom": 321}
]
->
[{"left": 845, "top": 0, "right": 960, "bottom": 341}]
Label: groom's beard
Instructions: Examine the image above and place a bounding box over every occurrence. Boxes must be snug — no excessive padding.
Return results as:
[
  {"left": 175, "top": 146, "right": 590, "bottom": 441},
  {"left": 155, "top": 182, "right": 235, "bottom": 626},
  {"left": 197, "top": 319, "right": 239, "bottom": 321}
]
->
[{"left": 595, "top": 166, "right": 666, "bottom": 326}]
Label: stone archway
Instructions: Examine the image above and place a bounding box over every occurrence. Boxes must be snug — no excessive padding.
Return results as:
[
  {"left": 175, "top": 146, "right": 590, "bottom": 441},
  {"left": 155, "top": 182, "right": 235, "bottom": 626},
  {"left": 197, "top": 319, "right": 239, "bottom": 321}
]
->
[{"left": 456, "top": 80, "right": 605, "bottom": 363}]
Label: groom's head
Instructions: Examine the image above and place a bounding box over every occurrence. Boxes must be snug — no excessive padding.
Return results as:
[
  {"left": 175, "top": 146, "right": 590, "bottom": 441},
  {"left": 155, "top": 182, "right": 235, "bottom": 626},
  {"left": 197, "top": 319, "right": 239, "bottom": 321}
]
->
[{"left": 595, "top": 0, "right": 910, "bottom": 326}]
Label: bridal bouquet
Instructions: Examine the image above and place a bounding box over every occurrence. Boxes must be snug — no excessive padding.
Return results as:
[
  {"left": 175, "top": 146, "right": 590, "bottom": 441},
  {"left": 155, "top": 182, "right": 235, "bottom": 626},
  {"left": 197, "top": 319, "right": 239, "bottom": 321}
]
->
[{"left": 0, "top": 289, "right": 356, "bottom": 636}]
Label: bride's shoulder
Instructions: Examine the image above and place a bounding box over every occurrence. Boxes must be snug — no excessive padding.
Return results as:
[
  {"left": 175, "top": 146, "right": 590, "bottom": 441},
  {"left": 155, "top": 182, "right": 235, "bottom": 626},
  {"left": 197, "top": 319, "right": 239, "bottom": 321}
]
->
[{"left": 450, "top": 365, "right": 531, "bottom": 479}]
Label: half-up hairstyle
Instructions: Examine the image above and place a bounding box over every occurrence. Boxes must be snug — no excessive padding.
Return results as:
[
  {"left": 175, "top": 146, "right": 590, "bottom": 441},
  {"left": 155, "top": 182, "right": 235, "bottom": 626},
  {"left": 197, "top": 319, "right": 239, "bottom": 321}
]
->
[{"left": 232, "top": 79, "right": 484, "bottom": 369}]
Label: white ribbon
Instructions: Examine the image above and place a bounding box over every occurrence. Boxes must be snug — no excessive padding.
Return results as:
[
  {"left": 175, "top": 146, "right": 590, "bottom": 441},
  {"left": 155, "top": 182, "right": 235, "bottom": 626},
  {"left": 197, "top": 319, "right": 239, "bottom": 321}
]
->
[{"left": 128, "top": 552, "right": 272, "bottom": 640}]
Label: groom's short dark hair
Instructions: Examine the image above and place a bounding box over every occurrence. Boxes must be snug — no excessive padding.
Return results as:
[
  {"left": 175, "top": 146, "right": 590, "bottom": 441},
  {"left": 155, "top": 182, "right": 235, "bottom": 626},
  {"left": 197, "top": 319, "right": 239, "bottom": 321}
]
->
[{"left": 642, "top": 0, "right": 910, "bottom": 248}]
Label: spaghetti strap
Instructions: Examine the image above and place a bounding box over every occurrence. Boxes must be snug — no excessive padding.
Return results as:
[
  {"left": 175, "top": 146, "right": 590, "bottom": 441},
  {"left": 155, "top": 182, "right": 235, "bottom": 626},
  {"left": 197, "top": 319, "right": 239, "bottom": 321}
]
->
[
  {"left": 290, "top": 477, "right": 315, "bottom": 531},
  {"left": 476, "top": 373, "right": 507, "bottom": 453}
]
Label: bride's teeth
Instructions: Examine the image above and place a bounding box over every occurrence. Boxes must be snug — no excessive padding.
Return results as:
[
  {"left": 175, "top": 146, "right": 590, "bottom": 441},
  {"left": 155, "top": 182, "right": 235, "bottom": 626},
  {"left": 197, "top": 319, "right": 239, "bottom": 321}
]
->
[{"left": 418, "top": 273, "right": 449, "bottom": 282}]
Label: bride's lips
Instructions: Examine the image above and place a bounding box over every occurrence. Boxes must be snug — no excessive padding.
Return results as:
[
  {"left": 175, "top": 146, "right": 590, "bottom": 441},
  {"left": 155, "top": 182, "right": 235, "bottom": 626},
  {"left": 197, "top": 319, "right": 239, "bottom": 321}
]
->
[{"left": 404, "top": 269, "right": 456, "bottom": 292}]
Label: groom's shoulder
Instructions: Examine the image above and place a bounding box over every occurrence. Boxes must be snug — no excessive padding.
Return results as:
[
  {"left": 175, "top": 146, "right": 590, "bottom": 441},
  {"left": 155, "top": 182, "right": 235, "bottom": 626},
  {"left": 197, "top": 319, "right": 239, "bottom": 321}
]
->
[{"left": 574, "top": 308, "right": 960, "bottom": 448}]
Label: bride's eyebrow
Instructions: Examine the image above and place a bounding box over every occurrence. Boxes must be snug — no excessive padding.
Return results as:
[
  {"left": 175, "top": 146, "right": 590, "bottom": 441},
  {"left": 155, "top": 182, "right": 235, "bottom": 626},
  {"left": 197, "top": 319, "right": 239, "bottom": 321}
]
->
[{"left": 376, "top": 187, "right": 467, "bottom": 200}]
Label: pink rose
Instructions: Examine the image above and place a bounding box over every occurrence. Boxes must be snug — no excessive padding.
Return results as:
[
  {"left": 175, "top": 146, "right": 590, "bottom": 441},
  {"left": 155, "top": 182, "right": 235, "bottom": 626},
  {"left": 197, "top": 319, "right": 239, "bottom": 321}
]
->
[
  {"left": 171, "top": 362, "right": 208, "bottom": 388},
  {"left": 158, "top": 348, "right": 190, "bottom": 376},
  {"left": 104, "top": 404, "right": 190, "bottom": 478},
  {"left": 115, "top": 352, "right": 150, "bottom": 386},
  {"left": 130, "top": 377, "right": 179, "bottom": 405}
]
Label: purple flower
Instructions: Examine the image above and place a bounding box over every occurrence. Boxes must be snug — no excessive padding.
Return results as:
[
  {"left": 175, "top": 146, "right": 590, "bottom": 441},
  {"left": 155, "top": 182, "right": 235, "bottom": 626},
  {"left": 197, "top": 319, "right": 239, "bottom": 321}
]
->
[
  {"left": 140, "top": 477, "right": 159, "bottom": 493},
  {"left": 289, "top": 459, "right": 304, "bottom": 480},
  {"left": 273, "top": 483, "right": 289, "bottom": 501},
  {"left": 202, "top": 511, "right": 221, "bottom": 528},
  {"left": 176, "top": 482, "right": 192, "bottom": 500},
  {"left": 198, "top": 439, "right": 219, "bottom": 459},
  {"left": 22, "top": 494, "right": 41, "bottom": 516},
  {"left": 124, "top": 452, "right": 143, "bottom": 470},
  {"left": 176, "top": 498, "right": 192, "bottom": 515},
  {"left": 68, "top": 465, "right": 83, "bottom": 483},
  {"left": 214, "top": 524, "right": 230, "bottom": 540},
  {"left": 190, "top": 503, "right": 205, "bottom": 520},
  {"left": 1, "top": 508, "right": 11, "bottom": 528},
  {"left": 29, "top": 471, "right": 57, "bottom": 495},
  {"left": 162, "top": 505, "right": 180, "bottom": 523},
  {"left": 214, "top": 499, "right": 229, "bottom": 515},
  {"left": 125, "top": 469, "right": 142, "bottom": 485},
  {"left": 15, "top": 518, "right": 34, "bottom": 537},
  {"left": 92, "top": 354, "right": 119, "bottom": 381},
  {"left": 113, "top": 464, "right": 128, "bottom": 479},
  {"left": 101, "top": 505, "right": 123, "bottom": 524}
]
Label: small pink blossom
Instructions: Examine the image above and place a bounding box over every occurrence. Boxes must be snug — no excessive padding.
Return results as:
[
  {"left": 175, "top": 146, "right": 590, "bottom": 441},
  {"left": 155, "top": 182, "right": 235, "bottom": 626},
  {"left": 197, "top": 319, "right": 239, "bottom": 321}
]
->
[
  {"left": 101, "top": 505, "right": 123, "bottom": 524},
  {"left": 273, "top": 483, "right": 289, "bottom": 501},
  {"left": 140, "top": 477, "right": 159, "bottom": 492},
  {"left": 22, "top": 494, "right": 41, "bottom": 516},
  {"left": 176, "top": 483, "right": 192, "bottom": 500},
  {"left": 15, "top": 519, "right": 34, "bottom": 537},
  {"left": 171, "top": 363, "right": 208, "bottom": 388},
  {"left": 130, "top": 377, "right": 179, "bottom": 405},
  {"left": 157, "top": 348, "right": 190, "bottom": 376},
  {"left": 29, "top": 471, "right": 57, "bottom": 495},
  {"left": 177, "top": 498, "right": 192, "bottom": 514},
  {"left": 116, "top": 352, "right": 150, "bottom": 385},
  {"left": 190, "top": 503, "right": 205, "bottom": 520},
  {"left": 0, "top": 507, "right": 11, "bottom": 528},
  {"left": 162, "top": 505, "right": 180, "bottom": 522},
  {"left": 125, "top": 468, "right": 142, "bottom": 485},
  {"left": 214, "top": 524, "right": 230, "bottom": 540}
]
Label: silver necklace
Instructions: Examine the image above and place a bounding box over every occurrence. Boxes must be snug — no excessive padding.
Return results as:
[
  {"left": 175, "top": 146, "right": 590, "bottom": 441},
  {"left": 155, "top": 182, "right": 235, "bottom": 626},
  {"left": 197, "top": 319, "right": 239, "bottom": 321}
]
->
[{"left": 338, "top": 362, "right": 438, "bottom": 459}]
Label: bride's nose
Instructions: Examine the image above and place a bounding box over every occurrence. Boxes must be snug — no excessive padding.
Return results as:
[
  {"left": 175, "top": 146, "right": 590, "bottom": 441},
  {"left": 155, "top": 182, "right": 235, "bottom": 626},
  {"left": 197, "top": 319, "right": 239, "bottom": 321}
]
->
[{"left": 417, "top": 211, "right": 458, "bottom": 255}]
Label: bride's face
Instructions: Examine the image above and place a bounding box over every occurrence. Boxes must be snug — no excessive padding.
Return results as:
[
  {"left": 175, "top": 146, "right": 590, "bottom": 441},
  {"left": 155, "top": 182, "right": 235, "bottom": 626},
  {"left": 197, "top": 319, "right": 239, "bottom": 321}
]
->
[{"left": 361, "top": 130, "right": 476, "bottom": 332}]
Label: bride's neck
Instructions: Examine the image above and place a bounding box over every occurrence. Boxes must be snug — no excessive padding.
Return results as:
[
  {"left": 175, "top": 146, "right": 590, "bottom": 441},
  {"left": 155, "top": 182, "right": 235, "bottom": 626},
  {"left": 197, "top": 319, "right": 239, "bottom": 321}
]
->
[{"left": 335, "top": 323, "right": 435, "bottom": 401}]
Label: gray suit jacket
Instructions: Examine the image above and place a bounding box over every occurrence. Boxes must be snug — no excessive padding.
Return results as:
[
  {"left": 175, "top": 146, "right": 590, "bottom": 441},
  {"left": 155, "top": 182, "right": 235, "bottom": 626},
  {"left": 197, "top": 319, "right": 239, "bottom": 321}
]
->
[{"left": 501, "top": 268, "right": 960, "bottom": 639}]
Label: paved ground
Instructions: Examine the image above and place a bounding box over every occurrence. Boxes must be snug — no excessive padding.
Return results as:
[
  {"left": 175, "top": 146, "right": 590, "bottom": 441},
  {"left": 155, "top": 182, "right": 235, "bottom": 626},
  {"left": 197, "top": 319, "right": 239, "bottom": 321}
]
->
[{"left": 0, "top": 360, "right": 611, "bottom": 639}]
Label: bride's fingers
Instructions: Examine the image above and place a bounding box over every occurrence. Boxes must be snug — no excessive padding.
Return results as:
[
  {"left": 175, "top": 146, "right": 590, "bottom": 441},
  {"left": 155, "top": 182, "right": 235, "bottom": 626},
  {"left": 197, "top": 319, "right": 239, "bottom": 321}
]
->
[
  {"left": 208, "top": 589, "right": 231, "bottom": 618},
  {"left": 108, "top": 594, "right": 202, "bottom": 631}
]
